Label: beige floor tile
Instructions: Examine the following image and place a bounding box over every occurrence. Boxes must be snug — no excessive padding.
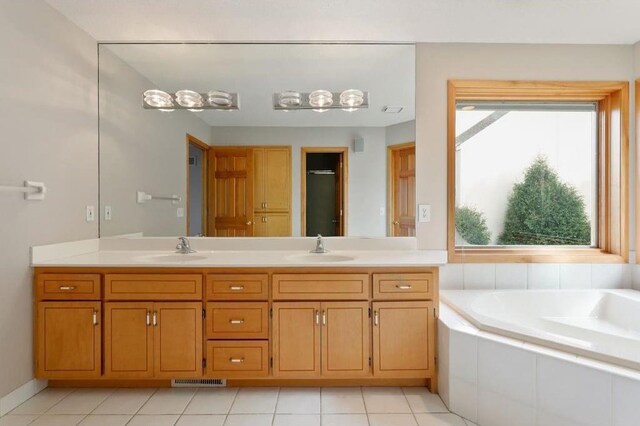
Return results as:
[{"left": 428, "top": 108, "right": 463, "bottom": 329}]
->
[
  {"left": 138, "top": 388, "right": 196, "bottom": 415},
  {"left": 276, "top": 388, "right": 320, "bottom": 414},
  {"left": 127, "top": 414, "right": 180, "bottom": 426},
  {"left": 229, "top": 388, "right": 278, "bottom": 414},
  {"left": 321, "top": 388, "right": 365, "bottom": 414},
  {"left": 29, "top": 415, "right": 85, "bottom": 426},
  {"left": 10, "top": 389, "right": 74, "bottom": 415},
  {"left": 402, "top": 388, "right": 448, "bottom": 413},
  {"left": 47, "top": 389, "right": 115, "bottom": 415},
  {"left": 0, "top": 415, "right": 39, "bottom": 426},
  {"left": 175, "top": 414, "right": 226, "bottom": 426},
  {"left": 183, "top": 388, "right": 238, "bottom": 415},
  {"left": 223, "top": 414, "right": 273, "bottom": 426},
  {"left": 77, "top": 415, "right": 131, "bottom": 426},
  {"left": 363, "top": 387, "right": 411, "bottom": 414},
  {"left": 93, "top": 388, "right": 155, "bottom": 415},
  {"left": 415, "top": 413, "right": 467, "bottom": 426},
  {"left": 273, "top": 414, "right": 320, "bottom": 426},
  {"left": 321, "top": 414, "right": 369, "bottom": 426},
  {"left": 368, "top": 413, "right": 418, "bottom": 426}
]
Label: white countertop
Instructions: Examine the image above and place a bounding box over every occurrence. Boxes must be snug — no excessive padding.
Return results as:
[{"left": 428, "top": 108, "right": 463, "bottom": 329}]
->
[{"left": 32, "top": 249, "right": 446, "bottom": 268}]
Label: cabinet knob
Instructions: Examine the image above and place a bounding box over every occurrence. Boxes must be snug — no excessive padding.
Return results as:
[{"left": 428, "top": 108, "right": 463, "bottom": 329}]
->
[
  {"left": 229, "top": 319, "right": 245, "bottom": 325},
  {"left": 229, "top": 285, "right": 245, "bottom": 291},
  {"left": 393, "top": 221, "right": 400, "bottom": 225},
  {"left": 396, "top": 284, "right": 412, "bottom": 290},
  {"left": 246, "top": 221, "right": 253, "bottom": 226},
  {"left": 59, "top": 285, "right": 76, "bottom": 291},
  {"left": 229, "top": 357, "right": 244, "bottom": 364}
]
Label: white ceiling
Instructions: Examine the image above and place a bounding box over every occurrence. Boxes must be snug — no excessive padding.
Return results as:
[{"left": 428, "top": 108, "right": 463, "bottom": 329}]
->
[
  {"left": 103, "top": 43, "right": 415, "bottom": 127},
  {"left": 46, "top": 0, "right": 640, "bottom": 45}
]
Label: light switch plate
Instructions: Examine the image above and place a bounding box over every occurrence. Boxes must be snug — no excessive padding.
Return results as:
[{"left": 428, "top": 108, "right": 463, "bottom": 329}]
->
[
  {"left": 418, "top": 204, "right": 431, "bottom": 223},
  {"left": 177, "top": 207, "right": 184, "bottom": 218},
  {"left": 104, "top": 205, "right": 112, "bottom": 221},
  {"left": 86, "top": 205, "right": 95, "bottom": 222}
]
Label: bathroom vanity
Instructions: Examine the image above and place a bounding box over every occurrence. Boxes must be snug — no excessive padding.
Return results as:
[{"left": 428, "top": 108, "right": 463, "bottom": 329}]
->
[{"left": 33, "top": 252, "right": 439, "bottom": 391}]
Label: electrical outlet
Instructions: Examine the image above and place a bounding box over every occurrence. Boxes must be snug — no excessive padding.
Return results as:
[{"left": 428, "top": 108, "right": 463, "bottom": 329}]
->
[
  {"left": 86, "top": 205, "right": 95, "bottom": 222},
  {"left": 177, "top": 207, "right": 184, "bottom": 218},
  {"left": 418, "top": 204, "right": 431, "bottom": 223},
  {"left": 104, "top": 205, "right": 112, "bottom": 221}
]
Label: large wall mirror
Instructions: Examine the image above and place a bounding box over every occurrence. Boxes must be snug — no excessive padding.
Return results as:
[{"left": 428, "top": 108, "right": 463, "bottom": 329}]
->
[{"left": 98, "top": 43, "right": 416, "bottom": 238}]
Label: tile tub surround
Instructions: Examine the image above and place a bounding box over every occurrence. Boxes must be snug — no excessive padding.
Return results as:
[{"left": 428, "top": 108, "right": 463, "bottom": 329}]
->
[
  {"left": 438, "top": 304, "right": 640, "bottom": 426},
  {"left": 0, "top": 387, "right": 475, "bottom": 426}
]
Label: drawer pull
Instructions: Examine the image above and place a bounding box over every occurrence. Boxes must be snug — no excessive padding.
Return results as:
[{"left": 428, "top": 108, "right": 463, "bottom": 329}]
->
[
  {"left": 315, "top": 310, "right": 320, "bottom": 326},
  {"left": 59, "top": 286, "right": 76, "bottom": 291},
  {"left": 229, "top": 285, "right": 245, "bottom": 291},
  {"left": 152, "top": 311, "right": 158, "bottom": 327},
  {"left": 229, "top": 319, "right": 245, "bottom": 325},
  {"left": 373, "top": 310, "right": 379, "bottom": 326},
  {"left": 229, "top": 357, "right": 245, "bottom": 364},
  {"left": 322, "top": 310, "right": 326, "bottom": 326},
  {"left": 146, "top": 311, "right": 151, "bottom": 326},
  {"left": 396, "top": 284, "right": 413, "bottom": 290},
  {"left": 92, "top": 310, "right": 99, "bottom": 326}
]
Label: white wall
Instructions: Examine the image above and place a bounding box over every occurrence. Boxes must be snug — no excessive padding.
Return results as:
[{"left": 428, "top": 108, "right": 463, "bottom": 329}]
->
[
  {"left": 385, "top": 120, "right": 416, "bottom": 146},
  {"left": 0, "top": 0, "right": 98, "bottom": 399},
  {"left": 99, "top": 48, "right": 211, "bottom": 237},
  {"left": 210, "top": 126, "right": 389, "bottom": 236},
  {"left": 416, "top": 43, "right": 635, "bottom": 250}
]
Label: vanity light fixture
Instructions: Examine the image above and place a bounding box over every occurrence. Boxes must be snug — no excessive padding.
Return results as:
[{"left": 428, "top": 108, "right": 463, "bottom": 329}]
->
[
  {"left": 143, "top": 89, "right": 174, "bottom": 111},
  {"left": 208, "top": 90, "right": 233, "bottom": 107},
  {"left": 175, "top": 90, "right": 204, "bottom": 112},
  {"left": 273, "top": 90, "right": 368, "bottom": 112},
  {"left": 143, "top": 89, "right": 240, "bottom": 111}
]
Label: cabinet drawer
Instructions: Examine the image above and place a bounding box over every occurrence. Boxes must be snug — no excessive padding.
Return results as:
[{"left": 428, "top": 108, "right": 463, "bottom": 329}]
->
[
  {"left": 206, "top": 274, "right": 268, "bottom": 300},
  {"left": 104, "top": 274, "right": 203, "bottom": 300},
  {"left": 36, "top": 274, "right": 101, "bottom": 300},
  {"left": 206, "top": 302, "right": 269, "bottom": 339},
  {"left": 373, "top": 273, "right": 434, "bottom": 300},
  {"left": 206, "top": 340, "right": 269, "bottom": 378},
  {"left": 272, "top": 274, "right": 369, "bottom": 300}
]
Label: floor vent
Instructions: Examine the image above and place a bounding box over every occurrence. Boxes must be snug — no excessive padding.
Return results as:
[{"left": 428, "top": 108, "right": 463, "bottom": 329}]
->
[{"left": 171, "top": 378, "right": 227, "bottom": 388}]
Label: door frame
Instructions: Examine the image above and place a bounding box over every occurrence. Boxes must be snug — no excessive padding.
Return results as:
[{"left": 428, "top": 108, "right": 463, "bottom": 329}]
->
[
  {"left": 186, "top": 134, "right": 210, "bottom": 236},
  {"left": 387, "top": 141, "right": 416, "bottom": 236},
  {"left": 300, "top": 147, "right": 349, "bottom": 237}
]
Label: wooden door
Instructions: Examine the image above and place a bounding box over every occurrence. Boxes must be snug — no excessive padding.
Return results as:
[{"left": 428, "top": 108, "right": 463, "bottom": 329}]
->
[
  {"left": 321, "top": 302, "right": 370, "bottom": 378},
  {"left": 208, "top": 148, "right": 254, "bottom": 236},
  {"left": 372, "top": 301, "right": 435, "bottom": 378},
  {"left": 36, "top": 302, "right": 101, "bottom": 378},
  {"left": 389, "top": 144, "right": 416, "bottom": 236},
  {"left": 104, "top": 302, "right": 154, "bottom": 378},
  {"left": 154, "top": 302, "right": 203, "bottom": 378},
  {"left": 253, "top": 148, "right": 266, "bottom": 211},
  {"left": 334, "top": 153, "right": 345, "bottom": 236},
  {"left": 264, "top": 148, "right": 291, "bottom": 211},
  {"left": 272, "top": 302, "right": 321, "bottom": 378}
]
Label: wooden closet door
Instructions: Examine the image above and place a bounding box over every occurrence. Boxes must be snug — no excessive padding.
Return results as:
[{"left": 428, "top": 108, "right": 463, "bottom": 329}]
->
[
  {"left": 264, "top": 148, "right": 291, "bottom": 211},
  {"left": 154, "top": 302, "right": 203, "bottom": 378},
  {"left": 104, "top": 302, "right": 154, "bottom": 378},
  {"left": 321, "top": 302, "right": 370, "bottom": 378},
  {"left": 391, "top": 145, "right": 416, "bottom": 236},
  {"left": 272, "top": 302, "right": 321, "bottom": 378},
  {"left": 372, "top": 301, "right": 434, "bottom": 378},
  {"left": 36, "top": 302, "right": 101, "bottom": 378},
  {"left": 209, "top": 148, "right": 254, "bottom": 236}
]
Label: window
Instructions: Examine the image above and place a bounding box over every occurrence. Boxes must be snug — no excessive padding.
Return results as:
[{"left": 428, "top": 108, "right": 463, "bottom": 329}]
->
[{"left": 448, "top": 81, "right": 629, "bottom": 263}]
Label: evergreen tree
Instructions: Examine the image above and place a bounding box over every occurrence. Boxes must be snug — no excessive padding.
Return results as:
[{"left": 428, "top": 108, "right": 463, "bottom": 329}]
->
[{"left": 455, "top": 206, "right": 491, "bottom": 245}]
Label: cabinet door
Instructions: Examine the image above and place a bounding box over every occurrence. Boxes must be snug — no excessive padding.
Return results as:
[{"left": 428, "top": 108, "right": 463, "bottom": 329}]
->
[
  {"left": 255, "top": 213, "right": 290, "bottom": 237},
  {"left": 372, "top": 301, "right": 435, "bottom": 378},
  {"left": 272, "top": 302, "right": 321, "bottom": 378},
  {"left": 36, "top": 302, "right": 101, "bottom": 378},
  {"left": 264, "top": 148, "right": 291, "bottom": 211},
  {"left": 253, "top": 148, "right": 266, "bottom": 210},
  {"left": 321, "top": 302, "right": 370, "bottom": 378},
  {"left": 104, "top": 302, "right": 154, "bottom": 378},
  {"left": 154, "top": 302, "right": 203, "bottom": 378}
]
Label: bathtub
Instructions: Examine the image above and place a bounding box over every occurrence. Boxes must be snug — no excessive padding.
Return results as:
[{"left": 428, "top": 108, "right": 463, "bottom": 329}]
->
[{"left": 441, "top": 289, "right": 640, "bottom": 371}]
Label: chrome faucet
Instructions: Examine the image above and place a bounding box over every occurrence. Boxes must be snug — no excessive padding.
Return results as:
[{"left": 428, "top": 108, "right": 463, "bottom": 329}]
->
[
  {"left": 310, "top": 234, "right": 328, "bottom": 253},
  {"left": 176, "top": 237, "right": 196, "bottom": 254}
]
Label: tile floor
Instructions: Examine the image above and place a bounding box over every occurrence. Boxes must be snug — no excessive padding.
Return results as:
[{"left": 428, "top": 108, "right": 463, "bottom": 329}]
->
[{"left": 0, "top": 387, "right": 477, "bottom": 426}]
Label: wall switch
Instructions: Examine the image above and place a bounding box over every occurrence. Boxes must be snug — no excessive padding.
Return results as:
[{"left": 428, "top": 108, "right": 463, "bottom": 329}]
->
[
  {"left": 418, "top": 204, "right": 431, "bottom": 223},
  {"left": 104, "top": 205, "right": 112, "bottom": 221},
  {"left": 177, "top": 207, "right": 184, "bottom": 218},
  {"left": 86, "top": 205, "right": 95, "bottom": 222}
]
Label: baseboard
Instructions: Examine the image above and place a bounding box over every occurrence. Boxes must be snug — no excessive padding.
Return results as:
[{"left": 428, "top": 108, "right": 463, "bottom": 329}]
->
[{"left": 0, "top": 379, "right": 48, "bottom": 416}]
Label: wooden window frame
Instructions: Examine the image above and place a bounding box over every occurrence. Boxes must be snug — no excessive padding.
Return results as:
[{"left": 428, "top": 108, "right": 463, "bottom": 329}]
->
[{"left": 447, "top": 80, "right": 629, "bottom": 264}]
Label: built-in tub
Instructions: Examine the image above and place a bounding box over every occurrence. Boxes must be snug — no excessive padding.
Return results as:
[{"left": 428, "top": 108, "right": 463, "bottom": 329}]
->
[{"left": 442, "top": 289, "right": 640, "bottom": 371}]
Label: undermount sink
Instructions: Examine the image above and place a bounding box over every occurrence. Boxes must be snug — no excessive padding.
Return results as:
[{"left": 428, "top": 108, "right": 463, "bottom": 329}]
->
[
  {"left": 135, "top": 254, "right": 208, "bottom": 263},
  {"left": 287, "top": 253, "right": 355, "bottom": 263}
]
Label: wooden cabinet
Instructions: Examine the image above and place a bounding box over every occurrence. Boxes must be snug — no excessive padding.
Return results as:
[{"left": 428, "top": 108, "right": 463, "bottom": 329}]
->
[
  {"left": 254, "top": 212, "right": 291, "bottom": 237},
  {"left": 273, "top": 273, "right": 370, "bottom": 300},
  {"left": 253, "top": 147, "right": 291, "bottom": 236},
  {"left": 206, "top": 274, "right": 268, "bottom": 301},
  {"left": 104, "top": 274, "right": 203, "bottom": 301},
  {"left": 373, "top": 273, "right": 434, "bottom": 300},
  {"left": 36, "top": 274, "right": 101, "bottom": 300},
  {"left": 272, "top": 301, "right": 369, "bottom": 378},
  {"left": 206, "top": 302, "right": 269, "bottom": 339},
  {"left": 104, "top": 302, "right": 203, "bottom": 379},
  {"left": 207, "top": 341, "right": 269, "bottom": 378},
  {"left": 36, "top": 302, "right": 101, "bottom": 379},
  {"left": 372, "top": 301, "right": 435, "bottom": 378}
]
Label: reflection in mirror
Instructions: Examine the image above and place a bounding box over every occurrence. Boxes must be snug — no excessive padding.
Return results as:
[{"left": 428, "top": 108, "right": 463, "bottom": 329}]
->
[{"left": 98, "top": 44, "right": 416, "bottom": 238}]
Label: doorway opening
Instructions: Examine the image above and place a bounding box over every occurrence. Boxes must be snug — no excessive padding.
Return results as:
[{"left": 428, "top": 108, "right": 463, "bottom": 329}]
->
[
  {"left": 301, "top": 147, "right": 348, "bottom": 237},
  {"left": 186, "top": 134, "right": 209, "bottom": 236},
  {"left": 387, "top": 142, "right": 416, "bottom": 236}
]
